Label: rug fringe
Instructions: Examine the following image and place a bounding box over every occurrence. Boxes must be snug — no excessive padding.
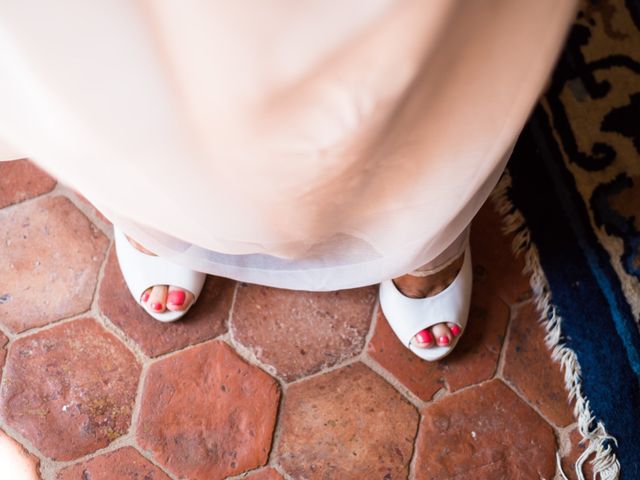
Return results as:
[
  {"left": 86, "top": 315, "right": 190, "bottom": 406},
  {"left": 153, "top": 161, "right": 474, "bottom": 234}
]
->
[{"left": 489, "top": 170, "right": 621, "bottom": 480}]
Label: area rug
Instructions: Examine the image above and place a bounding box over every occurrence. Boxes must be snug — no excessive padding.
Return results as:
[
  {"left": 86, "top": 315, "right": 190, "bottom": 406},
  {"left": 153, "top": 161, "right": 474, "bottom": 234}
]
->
[{"left": 490, "top": 1, "right": 640, "bottom": 478}]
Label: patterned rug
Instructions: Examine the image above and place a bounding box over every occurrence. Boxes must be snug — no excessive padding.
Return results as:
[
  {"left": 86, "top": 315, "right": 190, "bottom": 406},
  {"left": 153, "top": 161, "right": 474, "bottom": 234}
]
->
[{"left": 492, "top": 1, "right": 640, "bottom": 478}]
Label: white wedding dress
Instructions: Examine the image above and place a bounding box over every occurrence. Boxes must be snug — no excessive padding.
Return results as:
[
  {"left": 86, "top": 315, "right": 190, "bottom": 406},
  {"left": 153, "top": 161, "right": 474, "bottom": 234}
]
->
[{"left": 0, "top": 0, "right": 577, "bottom": 290}]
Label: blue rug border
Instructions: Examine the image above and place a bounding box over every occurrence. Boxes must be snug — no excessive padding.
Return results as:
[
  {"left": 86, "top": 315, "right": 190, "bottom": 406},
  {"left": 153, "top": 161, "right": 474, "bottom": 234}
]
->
[{"left": 507, "top": 104, "right": 640, "bottom": 477}]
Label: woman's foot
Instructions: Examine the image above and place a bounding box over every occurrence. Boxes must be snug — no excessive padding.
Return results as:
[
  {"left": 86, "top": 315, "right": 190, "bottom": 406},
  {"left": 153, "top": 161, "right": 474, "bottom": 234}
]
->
[
  {"left": 125, "top": 235, "right": 195, "bottom": 313},
  {"left": 391, "top": 251, "right": 465, "bottom": 349}
]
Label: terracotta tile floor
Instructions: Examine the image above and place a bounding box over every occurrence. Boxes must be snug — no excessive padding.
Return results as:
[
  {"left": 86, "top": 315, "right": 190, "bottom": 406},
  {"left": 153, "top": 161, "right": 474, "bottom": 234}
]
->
[{"left": 0, "top": 159, "right": 590, "bottom": 479}]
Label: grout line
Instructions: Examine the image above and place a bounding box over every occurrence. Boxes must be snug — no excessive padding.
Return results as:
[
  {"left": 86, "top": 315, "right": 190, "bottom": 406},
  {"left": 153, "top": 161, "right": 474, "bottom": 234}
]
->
[
  {"left": 494, "top": 300, "right": 577, "bottom": 435},
  {"left": 144, "top": 333, "right": 226, "bottom": 364},
  {"left": 362, "top": 295, "right": 380, "bottom": 349},
  {"left": 356, "top": 355, "right": 425, "bottom": 480},
  {"left": 39, "top": 429, "right": 179, "bottom": 480},
  {"left": 553, "top": 429, "right": 566, "bottom": 480},
  {"left": 272, "top": 463, "right": 295, "bottom": 480},
  {"left": 0, "top": 323, "right": 12, "bottom": 342},
  {"left": 264, "top": 394, "right": 287, "bottom": 477},
  {"left": 283, "top": 353, "right": 363, "bottom": 389},
  {"left": 224, "top": 467, "right": 269, "bottom": 480},
  {"left": 424, "top": 375, "right": 497, "bottom": 400},
  {"left": 223, "top": 285, "right": 285, "bottom": 383},
  {"left": 87, "top": 235, "right": 114, "bottom": 316},
  {"left": 125, "top": 361, "right": 150, "bottom": 444},
  {"left": 357, "top": 297, "right": 452, "bottom": 413},
  {"left": 0, "top": 181, "right": 59, "bottom": 216},
  {"left": 223, "top": 464, "right": 294, "bottom": 480},
  {"left": 406, "top": 411, "right": 424, "bottom": 480},
  {"left": 494, "top": 300, "right": 522, "bottom": 379},
  {"left": 356, "top": 298, "right": 428, "bottom": 404},
  {"left": 94, "top": 309, "right": 150, "bottom": 367},
  {"left": 553, "top": 421, "right": 584, "bottom": 480},
  {"left": 555, "top": 424, "right": 575, "bottom": 478},
  {"left": 88, "top": 238, "right": 153, "bottom": 364},
  {"left": 509, "top": 295, "right": 537, "bottom": 310},
  {"left": 124, "top": 361, "right": 180, "bottom": 480},
  {"left": 218, "top": 285, "right": 393, "bottom": 391},
  {"left": 128, "top": 447, "right": 180, "bottom": 480},
  {"left": 263, "top": 378, "right": 287, "bottom": 472},
  {"left": 280, "top": 290, "right": 379, "bottom": 388},
  {"left": 55, "top": 184, "right": 114, "bottom": 238},
  {"left": 0, "top": 181, "right": 104, "bottom": 233},
  {"left": 500, "top": 375, "right": 575, "bottom": 441},
  {"left": 4, "top": 309, "right": 98, "bottom": 340},
  {"left": 222, "top": 282, "right": 290, "bottom": 474},
  {"left": 359, "top": 354, "right": 427, "bottom": 411}
]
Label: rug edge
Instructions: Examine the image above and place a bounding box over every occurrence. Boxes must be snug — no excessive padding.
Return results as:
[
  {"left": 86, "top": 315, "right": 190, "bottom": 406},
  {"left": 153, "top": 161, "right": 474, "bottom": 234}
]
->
[{"left": 490, "top": 169, "right": 621, "bottom": 480}]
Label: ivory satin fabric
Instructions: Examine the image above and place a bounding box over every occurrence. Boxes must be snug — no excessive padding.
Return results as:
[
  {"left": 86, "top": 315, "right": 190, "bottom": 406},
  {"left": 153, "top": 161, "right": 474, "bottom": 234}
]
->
[{"left": 0, "top": 1, "right": 577, "bottom": 290}]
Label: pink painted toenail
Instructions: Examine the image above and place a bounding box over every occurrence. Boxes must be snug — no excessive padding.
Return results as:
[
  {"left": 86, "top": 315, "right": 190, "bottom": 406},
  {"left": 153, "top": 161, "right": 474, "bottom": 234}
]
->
[
  {"left": 416, "top": 330, "right": 433, "bottom": 344},
  {"left": 450, "top": 325, "right": 461, "bottom": 336},
  {"left": 438, "top": 335, "right": 450, "bottom": 346},
  {"left": 167, "top": 290, "right": 185, "bottom": 306},
  {"left": 151, "top": 302, "right": 162, "bottom": 311},
  {"left": 141, "top": 291, "right": 150, "bottom": 303}
]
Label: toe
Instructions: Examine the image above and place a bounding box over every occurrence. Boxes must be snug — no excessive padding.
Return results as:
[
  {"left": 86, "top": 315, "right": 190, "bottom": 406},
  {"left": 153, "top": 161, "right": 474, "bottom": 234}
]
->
[
  {"left": 447, "top": 322, "right": 462, "bottom": 337},
  {"left": 140, "top": 287, "right": 152, "bottom": 305},
  {"left": 166, "top": 286, "right": 194, "bottom": 312},
  {"left": 147, "top": 285, "right": 168, "bottom": 313},
  {"left": 431, "top": 323, "right": 452, "bottom": 346},
  {"left": 411, "top": 328, "right": 434, "bottom": 348}
]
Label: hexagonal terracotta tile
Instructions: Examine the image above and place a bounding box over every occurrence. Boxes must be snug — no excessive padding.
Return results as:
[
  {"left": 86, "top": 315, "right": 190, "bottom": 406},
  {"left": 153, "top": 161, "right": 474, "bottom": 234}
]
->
[
  {"left": 137, "top": 340, "right": 280, "bottom": 480},
  {"left": 56, "top": 447, "right": 170, "bottom": 480},
  {"left": 99, "top": 248, "right": 233, "bottom": 357},
  {"left": 233, "top": 284, "right": 376, "bottom": 381},
  {"left": 244, "top": 467, "right": 284, "bottom": 480},
  {"left": 0, "top": 159, "right": 56, "bottom": 209},
  {"left": 0, "top": 429, "right": 41, "bottom": 480},
  {"left": 414, "top": 379, "right": 557, "bottom": 479},
  {"left": 0, "top": 196, "right": 108, "bottom": 333},
  {"left": 503, "top": 301, "right": 574, "bottom": 427},
  {"left": 471, "top": 203, "right": 532, "bottom": 304},
  {"left": 367, "top": 281, "right": 509, "bottom": 401},
  {"left": 275, "top": 362, "right": 418, "bottom": 479},
  {"left": 0, "top": 318, "right": 141, "bottom": 461}
]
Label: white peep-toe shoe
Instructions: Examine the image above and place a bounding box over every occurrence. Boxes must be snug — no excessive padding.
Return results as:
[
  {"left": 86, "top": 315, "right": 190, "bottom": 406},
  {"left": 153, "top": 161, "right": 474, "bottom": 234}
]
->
[
  {"left": 113, "top": 226, "right": 206, "bottom": 322},
  {"left": 378, "top": 242, "right": 473, "bottom": 361}
]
